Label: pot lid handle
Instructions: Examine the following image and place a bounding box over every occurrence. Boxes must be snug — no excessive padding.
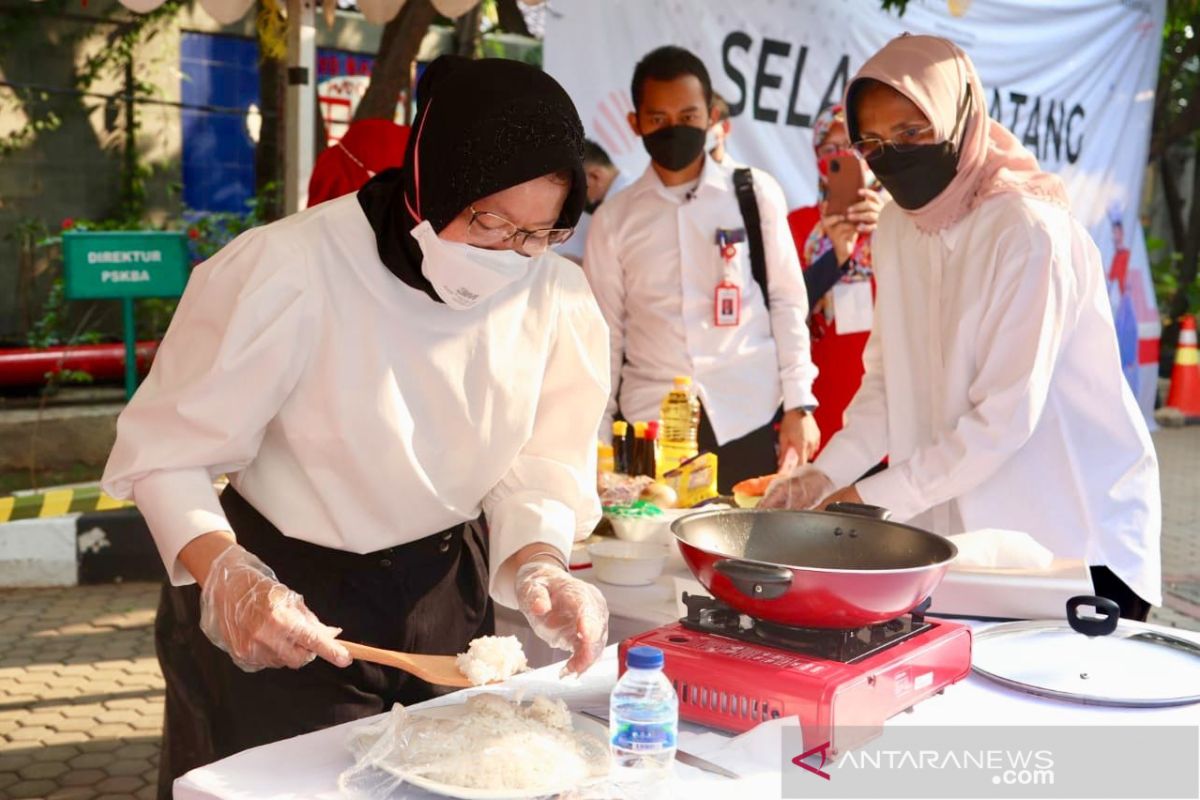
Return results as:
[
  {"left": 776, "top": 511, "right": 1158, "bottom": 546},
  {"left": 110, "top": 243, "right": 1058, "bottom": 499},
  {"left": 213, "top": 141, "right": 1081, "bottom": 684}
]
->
[{"left": 1066, "top": 595, "right": 1120, "bottom": 637}]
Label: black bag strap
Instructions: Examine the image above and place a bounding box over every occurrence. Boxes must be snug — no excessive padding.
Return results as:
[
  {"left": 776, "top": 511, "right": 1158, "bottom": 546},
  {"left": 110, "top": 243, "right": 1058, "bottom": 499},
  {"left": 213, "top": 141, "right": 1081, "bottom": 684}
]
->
[{"left": 732, "top": 167, "right": 769, "bottom": 309}]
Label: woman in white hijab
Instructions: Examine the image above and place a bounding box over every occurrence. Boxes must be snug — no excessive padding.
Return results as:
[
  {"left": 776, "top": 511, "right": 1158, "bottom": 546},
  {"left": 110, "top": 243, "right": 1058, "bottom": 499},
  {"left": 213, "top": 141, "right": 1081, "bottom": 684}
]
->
[{"left": 764, "top": 34, "right": 1161, "bottom": 620}]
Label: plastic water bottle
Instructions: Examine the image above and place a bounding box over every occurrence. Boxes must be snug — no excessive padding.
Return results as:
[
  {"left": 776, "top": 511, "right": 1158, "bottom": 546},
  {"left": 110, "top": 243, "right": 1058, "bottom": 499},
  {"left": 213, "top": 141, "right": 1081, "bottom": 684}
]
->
[
  {"left": 659, "top": 376, "right": 700, "bottom": 476},
  {"left": 610, "top": 646, "right": 678, "bottom": 797}
]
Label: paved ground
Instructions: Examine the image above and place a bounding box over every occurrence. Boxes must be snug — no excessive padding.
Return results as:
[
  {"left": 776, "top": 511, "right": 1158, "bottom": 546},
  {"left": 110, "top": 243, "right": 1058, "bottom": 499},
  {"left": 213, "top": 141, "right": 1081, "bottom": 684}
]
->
[
  {"left": 0, "top": 584, "right": 161, "bottom": 799},
  {"left": 1157, "top": 427, "right": 1200, "bottom": 625},
  {"left": 1, "top": 427, "right": 1198, "bottom": 798}
]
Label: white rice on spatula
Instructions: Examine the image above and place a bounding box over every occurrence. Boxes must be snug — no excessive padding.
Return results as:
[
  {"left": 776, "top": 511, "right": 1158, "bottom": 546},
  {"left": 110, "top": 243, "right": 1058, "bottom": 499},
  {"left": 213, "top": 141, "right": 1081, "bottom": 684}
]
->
[{"left": 456, "top": 635, "right": 529, "bottom": 685}]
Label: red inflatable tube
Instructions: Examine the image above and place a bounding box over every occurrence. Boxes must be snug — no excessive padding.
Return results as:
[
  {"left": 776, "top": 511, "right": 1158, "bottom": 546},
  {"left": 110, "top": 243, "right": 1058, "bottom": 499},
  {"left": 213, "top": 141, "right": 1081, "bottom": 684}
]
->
[{"left": 0, "top": 342, "right": 159, "bottom": 387}]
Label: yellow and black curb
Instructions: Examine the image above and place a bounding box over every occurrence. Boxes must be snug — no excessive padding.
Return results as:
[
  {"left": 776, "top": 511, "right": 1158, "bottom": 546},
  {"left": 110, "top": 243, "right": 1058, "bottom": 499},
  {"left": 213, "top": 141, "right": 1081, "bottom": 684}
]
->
[
  {"left": 0, "top": 486, "right": 161, "bottom": 587},
  {"left": 0, "top": 485, "right": 134, "bottom": 524}
]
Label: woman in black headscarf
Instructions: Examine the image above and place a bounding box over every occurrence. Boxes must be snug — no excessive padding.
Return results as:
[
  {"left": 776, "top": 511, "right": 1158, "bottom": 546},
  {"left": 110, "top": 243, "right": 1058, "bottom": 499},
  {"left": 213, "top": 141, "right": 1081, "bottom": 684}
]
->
[{"left": 103, "top": 55, "right": 611, "bottom": 795}]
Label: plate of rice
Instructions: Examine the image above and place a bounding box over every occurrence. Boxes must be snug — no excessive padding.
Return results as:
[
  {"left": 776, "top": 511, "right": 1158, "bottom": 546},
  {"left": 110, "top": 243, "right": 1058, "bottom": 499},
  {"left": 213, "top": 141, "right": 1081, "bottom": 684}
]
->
[{"left": 346, "top": 693, "right": 610, "bottom": 799}]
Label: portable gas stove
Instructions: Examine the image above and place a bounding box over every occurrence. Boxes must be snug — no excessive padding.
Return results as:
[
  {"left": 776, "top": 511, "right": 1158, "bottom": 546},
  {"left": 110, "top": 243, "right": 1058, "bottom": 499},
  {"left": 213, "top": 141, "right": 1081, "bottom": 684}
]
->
[{"left": 620, "top": 594, "right": 972, "bottom": 758}]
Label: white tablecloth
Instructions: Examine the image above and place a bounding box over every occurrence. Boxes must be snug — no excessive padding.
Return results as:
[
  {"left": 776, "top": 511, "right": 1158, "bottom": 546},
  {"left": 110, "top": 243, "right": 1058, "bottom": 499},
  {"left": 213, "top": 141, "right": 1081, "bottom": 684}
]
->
[{"left": 175, "top": 620, "right": 1200, "bottom": 800}]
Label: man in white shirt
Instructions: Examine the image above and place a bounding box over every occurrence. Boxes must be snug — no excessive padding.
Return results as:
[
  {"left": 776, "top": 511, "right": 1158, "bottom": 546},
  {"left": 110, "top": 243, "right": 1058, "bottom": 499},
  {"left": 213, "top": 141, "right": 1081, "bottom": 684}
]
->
[
  {"left": 558, "top": 139, "right": 630, "bottom": 264},
  {"left": 585, "top": 46, "right": 819, "bottom": 492}
]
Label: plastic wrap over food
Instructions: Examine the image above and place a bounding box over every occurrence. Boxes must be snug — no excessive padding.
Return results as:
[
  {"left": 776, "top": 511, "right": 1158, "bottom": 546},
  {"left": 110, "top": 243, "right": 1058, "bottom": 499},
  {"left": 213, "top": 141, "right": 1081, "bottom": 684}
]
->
[
  {"left": 338, "top": 693, "right": 613, "bottom": 799},
  {"left": 597, "top": 472, "right": 655, "bottom": 508}
]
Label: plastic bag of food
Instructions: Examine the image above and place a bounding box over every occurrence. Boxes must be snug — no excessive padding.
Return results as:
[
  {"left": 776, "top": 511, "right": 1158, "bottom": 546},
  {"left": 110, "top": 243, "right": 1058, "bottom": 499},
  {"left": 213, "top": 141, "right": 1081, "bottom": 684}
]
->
[
  {"left": 597, "top": 472, "right": 655, "bottom": 507},
  {"left": 338, "top": 693, "right": 611, "bottom": 799}
]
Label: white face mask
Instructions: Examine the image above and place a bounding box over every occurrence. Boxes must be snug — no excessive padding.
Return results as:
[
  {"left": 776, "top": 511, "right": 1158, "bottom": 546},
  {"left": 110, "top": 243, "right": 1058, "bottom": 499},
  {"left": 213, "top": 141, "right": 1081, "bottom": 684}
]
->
[
  {"left": 705, "top": 125, "right": 722, "bottom": 156},
  {"left": 410, "top": 220, "right": 531, "bottom": 310}
]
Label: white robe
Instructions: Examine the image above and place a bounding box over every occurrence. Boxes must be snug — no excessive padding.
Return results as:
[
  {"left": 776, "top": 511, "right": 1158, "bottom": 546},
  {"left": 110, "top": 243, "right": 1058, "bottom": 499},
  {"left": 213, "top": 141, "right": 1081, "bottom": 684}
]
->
[
  {"left": 102, "top": 195, "right": 611, "bottom": 609},
  {"left": 815, "top": 193, "right": 1162, "bottom": 606}
]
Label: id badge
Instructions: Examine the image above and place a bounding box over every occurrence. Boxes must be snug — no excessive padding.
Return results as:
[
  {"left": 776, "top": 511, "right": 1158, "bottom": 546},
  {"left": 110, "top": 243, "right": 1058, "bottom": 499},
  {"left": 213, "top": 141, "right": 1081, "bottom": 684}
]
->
[
  {"left": 831, "top": 280, "right": 873, "bottom": 334},
  {"left": 715, "top": 281, "right": 741, "bottom": 327}
]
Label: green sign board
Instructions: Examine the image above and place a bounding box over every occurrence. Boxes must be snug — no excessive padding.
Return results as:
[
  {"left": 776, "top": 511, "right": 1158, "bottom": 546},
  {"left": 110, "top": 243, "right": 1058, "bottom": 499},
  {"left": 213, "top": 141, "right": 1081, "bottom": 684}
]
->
[
  {"left": 62, "top": 230, "right": 189, "bottom": 301},
  {"left": 61, "top": 230, "right": 190, "bottom": 400}
]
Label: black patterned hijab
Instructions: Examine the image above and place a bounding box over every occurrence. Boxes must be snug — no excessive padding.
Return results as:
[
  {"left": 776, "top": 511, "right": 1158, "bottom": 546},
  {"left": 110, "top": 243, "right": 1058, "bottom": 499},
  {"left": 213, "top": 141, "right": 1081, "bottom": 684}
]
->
[{"left": 357, "top": 56, "right": 586, "bottom": 301}]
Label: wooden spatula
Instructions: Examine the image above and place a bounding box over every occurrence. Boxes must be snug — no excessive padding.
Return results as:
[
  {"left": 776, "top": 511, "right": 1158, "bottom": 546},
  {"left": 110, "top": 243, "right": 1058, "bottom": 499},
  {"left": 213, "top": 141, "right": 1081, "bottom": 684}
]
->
[{"left": 336, "top": 640, "right": 473, "bottom": 688}]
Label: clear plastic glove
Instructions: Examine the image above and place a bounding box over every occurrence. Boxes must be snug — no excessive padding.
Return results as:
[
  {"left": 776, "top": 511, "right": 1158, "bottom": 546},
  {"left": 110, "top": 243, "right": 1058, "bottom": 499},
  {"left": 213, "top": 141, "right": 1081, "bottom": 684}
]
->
[
  {"left": 515, "top": 560, "right": 609, "bottom": 676},
  {"left": 199, "top": 544, "right": 352, "bottom": 673},
  {"left": 759, "top": 465, "right": 835, "bottom": 510}
]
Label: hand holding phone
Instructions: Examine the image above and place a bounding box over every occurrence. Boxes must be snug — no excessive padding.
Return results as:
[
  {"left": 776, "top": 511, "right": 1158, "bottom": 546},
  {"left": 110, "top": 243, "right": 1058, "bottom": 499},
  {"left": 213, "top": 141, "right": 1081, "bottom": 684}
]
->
[{"left": 823, "top": 152, "right": 866, "bottom": 218}]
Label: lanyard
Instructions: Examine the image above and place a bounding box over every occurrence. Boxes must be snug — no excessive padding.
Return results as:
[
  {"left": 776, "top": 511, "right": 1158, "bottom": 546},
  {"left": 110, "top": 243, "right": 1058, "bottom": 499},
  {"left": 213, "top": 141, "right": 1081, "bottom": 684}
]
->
[{"left": 714, "top": 228, "right": 745, "bottom": 327}]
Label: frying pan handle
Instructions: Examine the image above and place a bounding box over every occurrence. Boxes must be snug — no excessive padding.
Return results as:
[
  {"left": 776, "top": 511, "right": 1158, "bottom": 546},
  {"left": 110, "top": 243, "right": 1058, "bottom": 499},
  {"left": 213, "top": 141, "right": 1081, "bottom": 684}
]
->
[
  {"left": 1066, "top": 595, "right": 1120, "bottom": 637},
  {"left": 714, "top": 559, "right": 793, "bottom": 600},
  {"left": 826, "top": 502, "right": 891, "bottom": 520}
]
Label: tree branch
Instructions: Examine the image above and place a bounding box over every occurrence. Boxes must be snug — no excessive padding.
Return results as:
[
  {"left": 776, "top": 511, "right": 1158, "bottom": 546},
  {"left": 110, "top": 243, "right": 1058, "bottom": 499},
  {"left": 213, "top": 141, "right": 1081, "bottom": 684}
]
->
[
  {"left": 1166, "top": 144, "right": 1200, "bottom": 349},
  {"left": 354, "top": 0, "right": 437, "bottom": 122},
  {"left": 495, "top": 0, "right": 530, "bottom": 36},
  {"left": 1159, "top": 152, "right": 1188, "bottom": 253},
  {"left": 1149, "top": 24, "right": 1200, "bottom": 160},
  {"left": 1153, "top": 100, "right": 1200, "bottom": 161},
  {"left": 454, "top": 4, "right": 482, "bottom": 57}
]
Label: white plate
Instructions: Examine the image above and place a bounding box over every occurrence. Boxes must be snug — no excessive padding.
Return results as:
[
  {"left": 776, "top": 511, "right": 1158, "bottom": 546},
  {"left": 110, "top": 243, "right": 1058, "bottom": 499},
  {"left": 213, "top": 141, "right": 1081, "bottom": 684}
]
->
[{"left": 375, "top": 704, "right": 610, "bottom": 799}]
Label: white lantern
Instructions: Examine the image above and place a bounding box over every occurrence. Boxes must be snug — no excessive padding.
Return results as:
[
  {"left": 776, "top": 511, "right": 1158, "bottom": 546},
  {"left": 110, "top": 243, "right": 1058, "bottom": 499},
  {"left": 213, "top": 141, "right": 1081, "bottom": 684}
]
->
[
  {"left": 357, "top": 0, "right": 406, "bottom": 24},
  {"left": 118, "top": 0, "right": 168, "bottom": 12},
  {"left": 198, "top": 0, "right": 256, "bottom": 25},
  {"left": 431, "top": 0, "right": 480, "bottom": 19}
]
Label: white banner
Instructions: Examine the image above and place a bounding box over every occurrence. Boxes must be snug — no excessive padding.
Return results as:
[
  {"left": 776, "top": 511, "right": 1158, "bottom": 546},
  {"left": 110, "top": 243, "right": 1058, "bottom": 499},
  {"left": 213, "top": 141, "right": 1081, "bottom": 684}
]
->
[{"left": 545, "top": 0, "right": 1165, "bottom": 423}]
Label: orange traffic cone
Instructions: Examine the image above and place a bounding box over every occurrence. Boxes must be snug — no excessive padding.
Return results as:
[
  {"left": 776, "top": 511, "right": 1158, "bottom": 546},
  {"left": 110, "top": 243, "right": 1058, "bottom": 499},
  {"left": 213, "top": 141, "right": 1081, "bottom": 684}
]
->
[{"left": 1166, "top": 315, "right": 1200, "bottom": 420}]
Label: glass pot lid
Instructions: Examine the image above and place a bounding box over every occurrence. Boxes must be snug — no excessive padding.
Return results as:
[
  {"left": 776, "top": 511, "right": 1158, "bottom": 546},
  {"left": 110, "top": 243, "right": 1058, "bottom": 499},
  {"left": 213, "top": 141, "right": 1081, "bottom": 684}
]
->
[{"left": 971, "top": 596, "right": 1200, "bottom": 708}]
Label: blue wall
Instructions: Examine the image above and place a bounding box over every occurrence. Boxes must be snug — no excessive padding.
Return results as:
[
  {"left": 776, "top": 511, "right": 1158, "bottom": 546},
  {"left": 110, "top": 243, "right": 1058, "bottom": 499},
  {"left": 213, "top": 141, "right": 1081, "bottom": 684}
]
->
[{"left": 179, "top": 33, "right": 377, "bottom": 213}]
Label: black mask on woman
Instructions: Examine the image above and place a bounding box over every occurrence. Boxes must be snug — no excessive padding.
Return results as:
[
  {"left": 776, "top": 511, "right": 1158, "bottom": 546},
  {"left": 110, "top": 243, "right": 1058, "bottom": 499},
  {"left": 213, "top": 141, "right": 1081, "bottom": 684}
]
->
[
  {"left": 642, "top": 125, "right": 707, "bottom": 171},
  {"left": 867, "top": 141, "right": 959, "bottom": 210}
]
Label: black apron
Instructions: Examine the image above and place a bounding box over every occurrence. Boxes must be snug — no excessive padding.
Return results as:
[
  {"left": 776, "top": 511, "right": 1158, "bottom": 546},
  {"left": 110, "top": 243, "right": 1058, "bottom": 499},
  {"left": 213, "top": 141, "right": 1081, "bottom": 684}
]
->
[{"left": 154, "top": 485, "right": 493, "bottom": 799}]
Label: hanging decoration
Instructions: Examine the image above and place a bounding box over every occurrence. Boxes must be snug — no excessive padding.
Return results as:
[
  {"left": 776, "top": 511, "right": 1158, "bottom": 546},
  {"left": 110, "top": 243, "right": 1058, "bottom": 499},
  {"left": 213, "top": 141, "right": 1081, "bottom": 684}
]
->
[
  {"left": 117, "top": 0, "right": 168, "bottom": 12},
  {"left": 357, "top": 0, "right": 405, "bottom": 24},
  {"left": 198, "top": 0, "right": 256, "bottom": 25},
  {"left": 431, "top": 0, "right": 480, "bottom": 20}
]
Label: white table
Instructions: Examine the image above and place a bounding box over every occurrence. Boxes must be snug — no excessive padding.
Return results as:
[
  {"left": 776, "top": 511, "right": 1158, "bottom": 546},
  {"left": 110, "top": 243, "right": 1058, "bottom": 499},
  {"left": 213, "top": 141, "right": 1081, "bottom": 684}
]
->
[{"left": 174, "top": 623, "right": 1200, "bottom": 800}]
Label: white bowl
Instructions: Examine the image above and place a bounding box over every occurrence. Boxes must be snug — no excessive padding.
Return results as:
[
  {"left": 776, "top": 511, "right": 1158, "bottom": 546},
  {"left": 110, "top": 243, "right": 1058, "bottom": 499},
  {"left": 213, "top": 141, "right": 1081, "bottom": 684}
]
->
[
  {"left": 586, "top": 540, "right": 670, "bottom": 586},
  {"left": 608, "top": 508, "right": 690, "bottom": 546}
]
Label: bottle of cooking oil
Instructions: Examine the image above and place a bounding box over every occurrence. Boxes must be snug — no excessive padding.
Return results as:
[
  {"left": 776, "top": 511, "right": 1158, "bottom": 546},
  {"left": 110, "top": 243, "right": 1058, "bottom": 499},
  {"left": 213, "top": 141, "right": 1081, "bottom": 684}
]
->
[{"left": 659, "top": 376, "right": 700, "bottom": 476}]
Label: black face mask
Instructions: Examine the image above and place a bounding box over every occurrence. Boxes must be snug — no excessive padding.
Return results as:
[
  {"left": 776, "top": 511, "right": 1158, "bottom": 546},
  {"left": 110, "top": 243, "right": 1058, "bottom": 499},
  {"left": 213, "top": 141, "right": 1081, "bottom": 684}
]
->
[
  {"left": 867, "top": 141, "right": 959, "bottom": 210},
  {"left": 642, "top": 125, "right": 707, "bottom": 172}
]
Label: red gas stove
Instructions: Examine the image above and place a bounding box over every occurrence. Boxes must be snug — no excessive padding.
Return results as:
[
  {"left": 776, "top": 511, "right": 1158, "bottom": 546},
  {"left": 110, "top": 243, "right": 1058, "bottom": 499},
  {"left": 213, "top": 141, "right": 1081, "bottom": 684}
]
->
[{"left": 620, "top": 594, "right": 972, "bottom": 759}]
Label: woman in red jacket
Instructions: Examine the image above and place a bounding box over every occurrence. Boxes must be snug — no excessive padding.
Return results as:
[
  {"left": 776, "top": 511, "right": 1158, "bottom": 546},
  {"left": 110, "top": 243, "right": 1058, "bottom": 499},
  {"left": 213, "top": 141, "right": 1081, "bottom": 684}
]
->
[{"left": 787, "top": 105, "right": 884, "bottom": 451}]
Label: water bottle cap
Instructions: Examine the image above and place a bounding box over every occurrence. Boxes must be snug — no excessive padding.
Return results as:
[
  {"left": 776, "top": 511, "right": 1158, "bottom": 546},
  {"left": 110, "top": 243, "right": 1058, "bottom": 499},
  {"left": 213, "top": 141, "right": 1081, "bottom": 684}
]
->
[{"left": 626, "top": 645, "right": 664, "bottom": 670}]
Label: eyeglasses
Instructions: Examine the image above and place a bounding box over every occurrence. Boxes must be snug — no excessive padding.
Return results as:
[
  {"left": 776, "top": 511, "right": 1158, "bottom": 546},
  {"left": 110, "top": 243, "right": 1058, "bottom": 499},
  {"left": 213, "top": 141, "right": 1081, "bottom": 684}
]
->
[
  {"left": 851, "top": 124, "right": 938, "bottom": 160},
  {"left": 816, "top": 141, "right": 851, "bottom": 158},
  {"left": 466, "top": 206, "right": 574, "bottom": 256}
]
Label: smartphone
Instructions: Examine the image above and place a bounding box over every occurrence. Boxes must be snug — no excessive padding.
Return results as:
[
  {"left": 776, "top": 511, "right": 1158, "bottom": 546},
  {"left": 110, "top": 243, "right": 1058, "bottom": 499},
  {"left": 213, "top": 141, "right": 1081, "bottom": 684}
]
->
[{"left": 824, "top": 153, "right": 866, "bottom": 218}]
